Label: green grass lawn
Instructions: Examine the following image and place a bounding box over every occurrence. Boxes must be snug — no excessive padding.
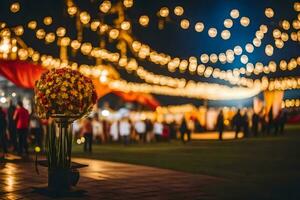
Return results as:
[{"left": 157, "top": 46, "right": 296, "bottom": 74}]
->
[{"left": 73, "top": 125, "right": 300, "bottom": 200}]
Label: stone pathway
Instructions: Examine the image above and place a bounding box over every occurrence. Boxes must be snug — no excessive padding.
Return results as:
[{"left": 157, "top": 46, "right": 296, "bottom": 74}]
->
[{"left": 0, "top": 155, "right": 220, "bottom": 200}]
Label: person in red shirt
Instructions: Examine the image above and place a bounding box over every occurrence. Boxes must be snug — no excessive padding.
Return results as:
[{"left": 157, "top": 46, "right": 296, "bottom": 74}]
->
[{"left": 13, "top": 101, "right": 30, "bottom": 156}]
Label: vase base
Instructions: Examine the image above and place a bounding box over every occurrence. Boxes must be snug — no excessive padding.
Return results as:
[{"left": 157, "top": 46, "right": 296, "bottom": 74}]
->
[{"left": 32, "top": 186, "right": 87, "bottom": 198}]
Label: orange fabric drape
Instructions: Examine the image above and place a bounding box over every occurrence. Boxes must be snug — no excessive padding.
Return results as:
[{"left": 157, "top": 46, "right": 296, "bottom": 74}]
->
[
  {"left": 264, "top": 91, "right": 284, "bottom": 119},
  {"left": 0, "top": 60, "right": 160, "bottom": 110}
]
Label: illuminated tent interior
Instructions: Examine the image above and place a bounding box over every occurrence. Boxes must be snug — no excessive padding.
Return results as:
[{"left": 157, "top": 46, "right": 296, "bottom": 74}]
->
[{"left": 0, "top": 0, "right": 299, "bottom": 110}]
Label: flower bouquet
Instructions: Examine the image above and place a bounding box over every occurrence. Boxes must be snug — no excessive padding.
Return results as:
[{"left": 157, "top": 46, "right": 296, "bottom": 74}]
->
[{"left": 35, "top": 68, "right": 97, "bottom": 191}]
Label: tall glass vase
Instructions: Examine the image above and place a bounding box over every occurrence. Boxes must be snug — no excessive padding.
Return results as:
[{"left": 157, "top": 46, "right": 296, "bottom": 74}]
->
[{"left": 46, "top": 114, "right": 80, "bottom": 191}]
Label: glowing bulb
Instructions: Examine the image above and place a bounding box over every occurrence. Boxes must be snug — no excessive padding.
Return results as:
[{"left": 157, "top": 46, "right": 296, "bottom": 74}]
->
[
  {"left": 273, "top": 29, "right": 281, "bottom": 39},
  {"left": 224, "top": 19, "right": 233, "bottom": 28},
  {"left": 68, "top": 6, "right": 77, "bottom": 16},
  {"left": 28, "top": 21, "right": 37, "bottom": 29},
  {"left": 209, "top": 54, "right": 218, "bottom": 63},
  {"left": 221, "top": 30, "right": 231, "bottom": 40},
  {"left": 265, "top": 8, "right": 274, "bottom": 18},
  {"left": 174, "top": 6, "right": 184, "bottom": 16},
  {"left": 294, "top": 2, "right": 300, "bottom": 12},
  {"left": 240, "top": 17, "right": 250, "bottom": 27},
  {"left": 200, "top": 54, "right": 209, "bottom": 63},
  {"left": 45, "top": 33, "right": 55, "bottom": 43},
  {"left": 265, "top": 44, "right": 274, "bottom": 56},
  {"left": 234, "top": 45, "right": 242, "bottom": 55},
  {"left": 139, "top": 15, "right": 149, "bottom": 26},
  {"left": 80, "top": 11, "right": 91, "bottom": 24},
  {"left": 240, "top": 55, "right": 248, "bottom": 64},
  {"left": 0, "top": 97, "right": 7, "bottom": 103},
  {"left": 282, "top": 20, "right": 290, "bottom": 30},
  {"left": 101, "top": 109, "right": 110, "bottom": 116},
  {"left": 43, "top": 17, "right": 53, "bottom": 26},
  {"left": 123, "top": 0, "right": 133, "bottom": 8},
  {"left": 10, "top": 2, "right": 20, "bottom": 13},
  {"left": 159, "top": 7, "right": 169, "bottom": 17},
  {"left": 281, "top": 32, "right": 289, "bottom": 42},
  {"left": 180, "top": 19, "right": 190, "bottom": 29},
  {"left": 208, "top": 28, "right": 217, "bottom": 38},
  {"left": 260, "top": 24, "right": 268, "bottom": 33},
  {"left": 253, "top": 38, "right": 261, "bottom": 47},
  {"left": 56, "top": 27, "right": 66, "bottom": 37},
  {"left": 245, "top": 43, "right": 254, "bottom": 53},
  {"left": 230, "top": 9, "right": 239, "bottom": 19},
  {"left": 109, "top": 29, "right": 119, "bottom": 39},
  {"left": 99, "top": 0, "right": 111, "bottom": 13},
  {"left": 195, "top": 22, "right": 204, "bottom": 32},
  {"left": 121, "top": 21, "right": 131, "bottom": 30}
]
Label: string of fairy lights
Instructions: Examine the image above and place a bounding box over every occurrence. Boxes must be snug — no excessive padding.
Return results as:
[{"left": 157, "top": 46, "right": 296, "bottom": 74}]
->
[{"left": 0, "top": 0, "right": 300, "bottom": 100}]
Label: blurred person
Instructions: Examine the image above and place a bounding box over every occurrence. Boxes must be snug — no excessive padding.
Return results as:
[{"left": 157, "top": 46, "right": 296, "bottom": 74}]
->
[
  {"left": 72, "top": 119, "right": 81, "bottom": 140},
  {"left": 7, "top": 99, "right": 17, "bottom": 151},
  {"left": 162, "top": 122, "right": 170, "bottom": 142},
  {"left": 216, "top": 110, "right": 224, "bottom": 140},
  {"left": 81, "top": 117, "right": 93, "bottom": 152},
  {"left": 119, "top": 118, "right": 131, "bottom": 145},
  {"left": 274, "top": 113, "right": 280, "bottom": 135},
  {"left": 14, "top": 101, "right": 30, "bottom": 156},
  {"left": 29, "top": 113, "right": 42, "bottom": 148},
  {"left": 153, "top": 120, "right": 163, "bottom": 142},
  {"left": 279, "top": 111, "right": 288, "bottom": 135},
  {"left": 179, "top": 118, "right": 191, "bottom": 143},
  {"left": 267, "top": 107, "right": 273, "bottom": 135},
  {"left": 145, "top": 119, "right": 153, "bottom": 142},
  {"left": 134, "top": 119, "right": 146, "bottom": 143},
  {"left": 252, "top": 112, "right": 260, "bottom": 137},
  {"left": 169, "top": 120, "right": 177, "bottom": 140},
  {"left": 92, "top": 114, "right": 104, "bottom": 144},
  {"left": 260, "top": 110, "right": 267, "bottom": 134},
  {"left": 0, "top": 106, "right": 8, "bottom": 158},
  {"left": 110, "top": 120, "right": 119, "bottom": 142},
  {"left": 194, "top": 119, "right": 203, "bottom": 133},
  {"left": 232, "top": 109, "right": 242, "bottom": 139},
  {"left": 242, "top": 112, "right": 249, "bottom": 138}
]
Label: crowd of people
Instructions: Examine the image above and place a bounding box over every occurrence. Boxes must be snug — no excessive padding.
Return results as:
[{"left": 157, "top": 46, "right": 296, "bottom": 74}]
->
[
  {"left": 216, "top": 108, "right": 288, "bottom": 140},
  {"left": 0, "top": 100, "right": 31, "bottom": 159},
  {"left": 0, "top": 100, "right": 289, "bottom": 158}
]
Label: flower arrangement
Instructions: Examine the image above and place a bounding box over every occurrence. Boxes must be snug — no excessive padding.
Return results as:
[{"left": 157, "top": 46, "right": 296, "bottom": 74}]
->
[
  {"left": 35, "top": 68, "right": 97, "bottom": 118},
  {"left": 34, "top": 68, "right": 97, "bottom": 191}
]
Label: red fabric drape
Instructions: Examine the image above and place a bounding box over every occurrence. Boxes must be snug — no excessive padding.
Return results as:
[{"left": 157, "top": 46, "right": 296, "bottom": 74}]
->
[
  {"left": 0, "top": 60, "right": 47, "bottom": 88},
  {"left": 0, "top": 60, "right": 160, "bottom": 109}
]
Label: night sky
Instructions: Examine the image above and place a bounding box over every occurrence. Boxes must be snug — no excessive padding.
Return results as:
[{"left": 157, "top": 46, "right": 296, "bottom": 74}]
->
[{"left": 0, "top": 0, "right": 299, "bottom": 107}]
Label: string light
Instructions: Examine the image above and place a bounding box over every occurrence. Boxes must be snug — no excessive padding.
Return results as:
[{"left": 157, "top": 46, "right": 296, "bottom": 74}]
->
[
  {"left": 230, "top": 9, "right": 240, "bottom": 19},
  {"left": 195, "top": 22, "right": 204, "bottom": 32},
  {"left": 245, "top": 43, "right": 254, "bottom": 53},
  {"left": 265, "top": 8, "right": 274, "bottom": 18},
  {"left": 224, "top": 19, "right": 233, "bottom": 28},
  {"left": 10, "top": 2, "right": 20, "bottom": 13},
  {"left": 208, "top": 28, "right": 217, "bottom": 38},
  {"left": 174, "top": 6, "right": 184, "bottom": 16},
  {"left": 265, "top": 44, "right": 274, "bottom": 56},
  {"left": 240, "top": 17, "right": 250, "bottom": 27},
  {"left": 121, "top": 21, "right": 131, "bottom": 30},
  {"left": 99, "top": 0, "right": 111, "bottom": 13},
  {"left": 139, "top": 15, "right": 149, "bottom": 26},
  {"left": 221, "top": 30, "right": 231, "bottom": 40},
  {"left": 159, "top": 7, "right": 169, "bottom": 17},
  {"left": 43, "top": 17, "right": 53, "bottom": 26},
  {"left": 180, "top": 19, "right": 190, "bottom": 29},
  {"left": 79, "top": 11, "right": 91, "bottom": 24},
  {"left": 123, "top": 0, "right": 133, "bottom": 8}
]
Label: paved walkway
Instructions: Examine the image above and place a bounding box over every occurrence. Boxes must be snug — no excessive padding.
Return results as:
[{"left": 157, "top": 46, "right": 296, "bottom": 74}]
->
[{"left": 0, "top": 155, "right": 220, "bottom": 200}]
